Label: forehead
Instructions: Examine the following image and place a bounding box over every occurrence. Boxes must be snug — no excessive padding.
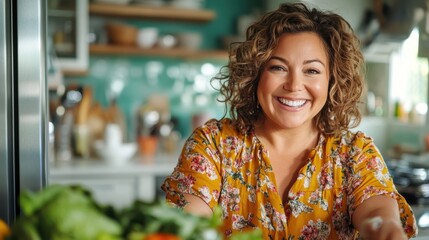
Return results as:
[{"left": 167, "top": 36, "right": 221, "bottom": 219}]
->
[{"left": 271, "top": 32, "right": 329, "bottom": 63}]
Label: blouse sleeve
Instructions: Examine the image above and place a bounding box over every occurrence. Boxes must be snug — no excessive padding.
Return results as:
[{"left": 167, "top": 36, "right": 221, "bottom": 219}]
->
[
  {"left": 161, "top": 121, "right": 222, "bottom": 210},
  {"left": 347, "top": 132, "right": 417, "bottom": 238}
]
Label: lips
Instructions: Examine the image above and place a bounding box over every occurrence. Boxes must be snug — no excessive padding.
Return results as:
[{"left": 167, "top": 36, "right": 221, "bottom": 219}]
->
[{"left": 277, "top": 97, "right": 307, "bottom": 108}]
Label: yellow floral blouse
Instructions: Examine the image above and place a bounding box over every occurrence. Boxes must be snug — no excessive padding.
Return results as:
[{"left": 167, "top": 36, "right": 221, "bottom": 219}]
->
[{"left": 162, "top": 118, "right": 417, "bottom": 239}]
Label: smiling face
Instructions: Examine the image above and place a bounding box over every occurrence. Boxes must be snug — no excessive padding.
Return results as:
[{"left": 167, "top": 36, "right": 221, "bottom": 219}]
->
[{"left": 257, "top": 32, "right": 330, "bottom": 132}]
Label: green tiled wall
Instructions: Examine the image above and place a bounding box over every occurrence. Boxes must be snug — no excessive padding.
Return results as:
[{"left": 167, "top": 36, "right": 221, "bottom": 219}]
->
[
  {"left": 66, "top": 56, "right": 226, "bottom": 140},
  {"left": 65, "top": 0, "right": 265, "bottom": 140}
]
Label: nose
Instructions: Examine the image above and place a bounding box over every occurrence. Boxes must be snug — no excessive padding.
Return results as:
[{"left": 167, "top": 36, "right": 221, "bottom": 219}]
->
[{"left": 283, "top": 71, "right": 302, "bottom": 92}]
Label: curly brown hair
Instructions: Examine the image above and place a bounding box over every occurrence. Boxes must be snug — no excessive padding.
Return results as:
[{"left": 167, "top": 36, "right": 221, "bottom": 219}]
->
[{"left": 213, "top": 2, "right": 365, "bottom": 136}]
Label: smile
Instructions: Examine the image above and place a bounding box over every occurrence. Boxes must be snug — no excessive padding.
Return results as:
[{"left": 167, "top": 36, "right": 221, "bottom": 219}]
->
[{"left": 277, "top": 97, "right": 307, "bottom": 108}]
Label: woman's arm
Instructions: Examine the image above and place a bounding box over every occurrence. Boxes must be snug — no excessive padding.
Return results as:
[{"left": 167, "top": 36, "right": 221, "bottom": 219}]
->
[
  {"left": 352, "top": 195, "right": 408, "bottom": 240},
  {"left": 182, "top": 193, "right": 213, "bottom": 217}
]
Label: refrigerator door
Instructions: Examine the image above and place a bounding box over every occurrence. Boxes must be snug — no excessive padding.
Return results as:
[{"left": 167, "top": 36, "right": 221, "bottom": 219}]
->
[
  {"left": 0, "top": 0, "right": 48, "bottom": 224},
  {"left": 0, "top": 0, "right": 14, "bottom": 225}
]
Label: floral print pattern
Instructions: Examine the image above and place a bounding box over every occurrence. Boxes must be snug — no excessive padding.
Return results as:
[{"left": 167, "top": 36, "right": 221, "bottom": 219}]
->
[
  {"left": 162, "top": 118, "right": 417, "bottom": 239},
  {"left": 299, "top": 219, "right": 330, "bottom": 240}
]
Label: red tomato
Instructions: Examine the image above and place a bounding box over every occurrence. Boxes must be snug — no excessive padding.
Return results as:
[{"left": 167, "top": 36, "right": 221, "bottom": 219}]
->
[{"left": 144, "top": 233, "right": 181, "bottom": 240}]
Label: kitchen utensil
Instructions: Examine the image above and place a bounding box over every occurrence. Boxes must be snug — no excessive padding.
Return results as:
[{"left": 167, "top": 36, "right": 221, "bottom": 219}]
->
[
  {"left": 73, "top": 87, "right": 92, "bottom": 158},
  {"left": 138, "top": 110, "right": 160, "bottom": 136},
  {"left": 105, "top": 80, "right": 127, "bottom": 141},
  {"left": 55, "top": 86, "right": 83, "bottom": 162},
  {"left": 75, "top": 87, "right": 92, "bottom": 125},
  {"left": 137, "top": 136, "right": 158, "bottom": 158},
  {"left": 104, "top": 123, "right": 123, "bottom": 147},
  {"left": 162, "top": 130, "right": 181, "bottom": 154},
  {"left": 73, "top": 124, "right": 90, "bottom": 158},
  {"left": 104, "top": 101, "right": 127, "bottom": 140},
  {"left": 87, "top": 102, "right": 107, "bottom": 142}
]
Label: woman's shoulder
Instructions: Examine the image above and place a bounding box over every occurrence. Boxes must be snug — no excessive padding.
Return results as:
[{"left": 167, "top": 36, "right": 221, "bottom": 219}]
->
[
  {"left": 196, "top": 118, "right": 241, "bottom": 136},
  {"left": 325, "top": 130, "right": 376, "bottom": 151},
  {"left": 203, "top": 117, "right": 232, "bottom": 127},
  {"left": 331, "top": 130, "right": 374, "bottom": 143},
  {"left": 187, "top": 118, "right": 249, "bottom": 155}
]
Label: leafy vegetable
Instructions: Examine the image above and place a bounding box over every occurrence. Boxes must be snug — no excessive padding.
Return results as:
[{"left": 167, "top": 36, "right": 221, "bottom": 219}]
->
[
  {"left": 230, "top": 229, "right": 263, "bottom": 240},
  {"left": 8, "top": 185, "right": 262, "bottom": 240},
  {"left": 10, "top": 185, "right": 121, "bottom": 240},
  {"left": 119, "top": 200, "right": 222, "bottom": 240}
]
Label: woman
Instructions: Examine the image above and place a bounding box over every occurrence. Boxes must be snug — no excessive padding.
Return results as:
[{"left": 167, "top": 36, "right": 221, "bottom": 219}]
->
[{"left": 162, "top": 2, "right": 417, "bottom": 239}]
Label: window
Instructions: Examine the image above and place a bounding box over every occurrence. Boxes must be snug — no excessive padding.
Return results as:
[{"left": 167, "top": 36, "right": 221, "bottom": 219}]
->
[{"left": 390, "top": 28, "right": 428, "bottom": 124}]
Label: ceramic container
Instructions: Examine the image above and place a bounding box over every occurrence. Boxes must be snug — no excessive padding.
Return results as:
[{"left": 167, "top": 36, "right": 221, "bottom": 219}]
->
[
  {"left": 176, "top": 32, "right": 202, "bottom": 50},
  {"left": 137, "top": 27, "right": 159, "bottom": 48},
  {"left": 106, "top": 22, "right": 138, "bottom": 46}
]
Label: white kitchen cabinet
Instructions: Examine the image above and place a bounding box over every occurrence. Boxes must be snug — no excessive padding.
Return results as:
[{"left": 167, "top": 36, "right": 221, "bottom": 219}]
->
[
  {"left": 48, "top": 153, "right": 178, "bottom": 209},
  {"left": 48, "top": 0, "right": 88, "bottom": 74}
]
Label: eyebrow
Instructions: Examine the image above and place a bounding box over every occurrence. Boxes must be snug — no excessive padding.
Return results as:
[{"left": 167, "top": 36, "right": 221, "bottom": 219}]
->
[{"left": 269, "top": 55, "right": 326, "bottom": 68}]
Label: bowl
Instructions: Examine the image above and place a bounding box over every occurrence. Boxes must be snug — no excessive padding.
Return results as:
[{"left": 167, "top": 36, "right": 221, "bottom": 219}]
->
[
  {"left": 106, "top": 22, "right": 138, "bottom": 46},
  {"left": 137, "top": 27, "right": 159, "bottom": 48},
  {"left": 94, "top": 140, "right": 137, "bottom": 165},
  {"left": 157, "top": 34, "right": 177, "bottom": 49}
]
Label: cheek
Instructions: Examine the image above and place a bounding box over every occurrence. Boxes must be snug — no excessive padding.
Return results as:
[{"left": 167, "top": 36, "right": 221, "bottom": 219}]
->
[
  {"left": 258, "top": 72, "right": 281, "bottom": 92},
  {"left": 317, "top": 76, "right": 330, "bottom": 93},
  {"left": 313, "top": 82, "right": 327, "bottom": 92},
  {"left": 310, "top": 79, "right": 330, "bottom": 101},
  {"left": 257, "top": 74, "right": 270, "bottom": 95},
  {"left": 256, "top": 75, "right": 274, "bottom": 107},
  {"left": 256, "top": 82, "right": 265, "bottom": 104}
]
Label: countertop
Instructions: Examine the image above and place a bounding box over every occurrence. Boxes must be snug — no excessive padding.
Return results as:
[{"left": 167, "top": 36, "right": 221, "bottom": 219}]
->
[
  {"left": 48, "top": 152, "right": 180, "bottom": 205},
  {"left": 411, "top": 204, "right": 429, "bottom": 239},
  {"left": 49, "top": 152, "right": 179, "bottom": 177}
]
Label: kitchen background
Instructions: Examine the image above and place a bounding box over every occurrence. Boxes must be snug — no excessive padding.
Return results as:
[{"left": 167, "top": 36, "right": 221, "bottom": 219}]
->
[
  {"left": 47, "top": 0, "right": 266, "bottom": 208},
  {"left": 47, "top": 0, "right": 429, "bottom": 237}
]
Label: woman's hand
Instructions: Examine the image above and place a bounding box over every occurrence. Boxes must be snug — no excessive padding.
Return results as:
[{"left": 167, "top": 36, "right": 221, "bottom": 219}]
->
[
  {"left": 353, "top": 196, "right": 409, "bottom": 240},
  {"left": 359, "top": 216, "right": 407, "bottom": 240}
]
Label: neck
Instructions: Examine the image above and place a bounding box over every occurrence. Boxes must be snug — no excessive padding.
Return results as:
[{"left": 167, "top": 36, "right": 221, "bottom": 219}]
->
[{"left": 254, "top": 119, "right": 319, "bottom": 152}]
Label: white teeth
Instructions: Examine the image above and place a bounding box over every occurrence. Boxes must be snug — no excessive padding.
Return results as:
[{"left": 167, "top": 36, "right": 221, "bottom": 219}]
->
[{"left": 278, "top": 98, "right": 306, "bottom": 107}]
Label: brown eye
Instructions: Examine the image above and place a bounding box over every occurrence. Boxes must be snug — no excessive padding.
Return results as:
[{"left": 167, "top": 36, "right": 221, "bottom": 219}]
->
[
  {"left": 269, "top": 65, "right": 286, "bottom": 72},
  {"left": 306, "top": 69, "right": 320, "bottom": 74}
]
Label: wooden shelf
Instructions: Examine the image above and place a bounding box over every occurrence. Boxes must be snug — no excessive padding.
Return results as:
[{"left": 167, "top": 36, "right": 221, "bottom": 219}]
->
[
  {"left": 90, "top": 44, "right": 228, "bottom": 60},
  {"left": 62, "top": 69, "right": 89, "bottom": 77},
  {"left": 89, "top": 3, "right": 216, "bottom": 22}
]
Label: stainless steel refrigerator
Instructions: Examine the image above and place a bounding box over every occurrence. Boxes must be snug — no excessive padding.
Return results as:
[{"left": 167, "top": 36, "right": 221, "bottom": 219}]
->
[{"left": 0, "top": 0, "right": 48, "bottom": 225}]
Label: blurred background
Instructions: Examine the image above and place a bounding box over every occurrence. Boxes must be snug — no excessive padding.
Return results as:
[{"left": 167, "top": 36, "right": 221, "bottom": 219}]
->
[
  {"left": 4, "top": 0, "right": 429, "bottom": 236},
  {"left": 46, "top": 0, "right": 265, "bottom": 209}
]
